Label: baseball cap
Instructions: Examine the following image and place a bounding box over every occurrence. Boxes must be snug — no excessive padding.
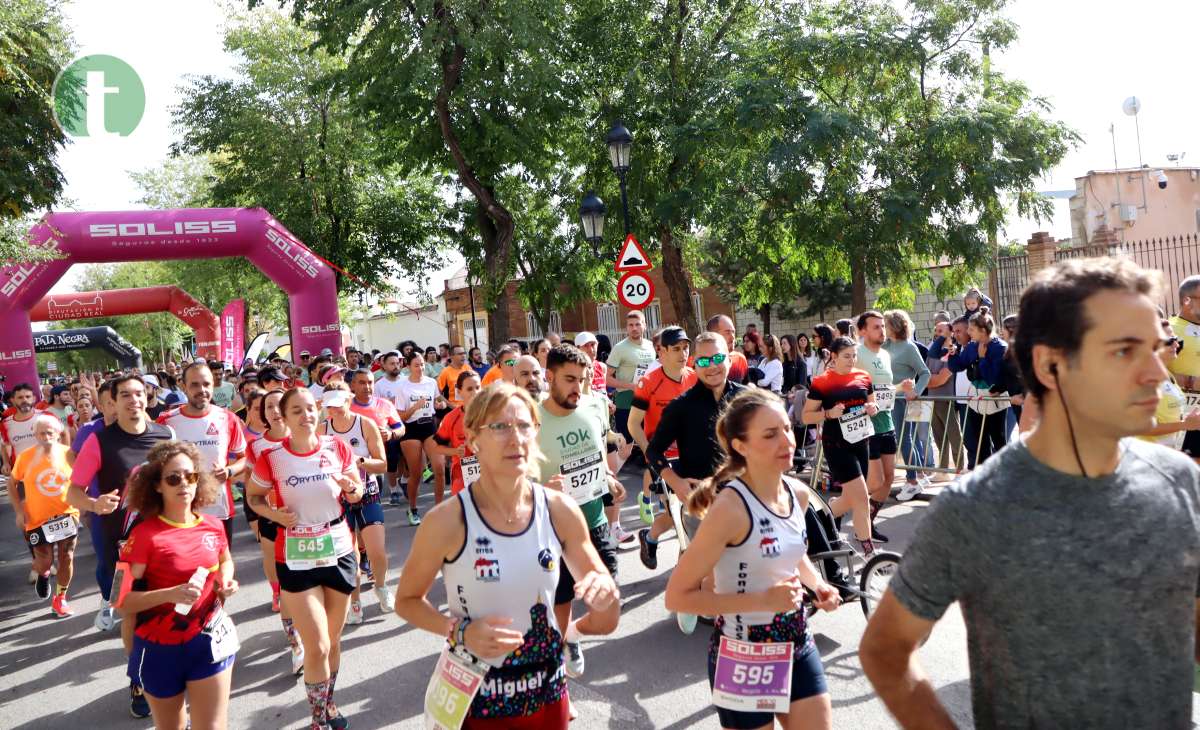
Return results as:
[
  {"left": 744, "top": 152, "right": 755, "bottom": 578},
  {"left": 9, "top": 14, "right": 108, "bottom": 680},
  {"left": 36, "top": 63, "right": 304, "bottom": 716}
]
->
[
  {"left": 163, "top": 391, "right": 185, "bottom": 406},
  {"left": 319, "top": 366, "right": 347, "bottom": 385},
  {"left": 142, "top": 374, "right": 160, "bottom": 389},
  {"left": 299, "top": 350, "right": 311, "bottom": 357},
  {"left": 257, "top": 366, "right": 288, "bottom": 383},
  {"left": 50, "top": 384, "right": 68, "bottom": 398},
  {"left": 322, "top": 389, "right": 350, "bottom": 408},
  {"left": 320, "top": 347, "right": 334, "bottom": 357},
  {"left": 659, "top": 326, "right": 690, "bottom": 347},
  {"left": 574, "top": 332, "right": 598, "bottom": 347}
]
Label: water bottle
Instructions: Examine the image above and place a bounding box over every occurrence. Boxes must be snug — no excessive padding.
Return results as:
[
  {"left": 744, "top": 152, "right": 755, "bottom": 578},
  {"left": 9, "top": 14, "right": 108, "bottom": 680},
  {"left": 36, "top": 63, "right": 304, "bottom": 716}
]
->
[{"left": 174, "top": 566, "right": 210, "bottom": 615}]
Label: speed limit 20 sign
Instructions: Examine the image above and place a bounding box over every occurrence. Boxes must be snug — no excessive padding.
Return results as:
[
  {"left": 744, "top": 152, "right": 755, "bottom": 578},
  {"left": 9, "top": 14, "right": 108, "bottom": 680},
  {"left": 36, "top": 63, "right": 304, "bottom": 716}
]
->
[{"left": 617, "top": 271, "right": 655, "bottom": 310}]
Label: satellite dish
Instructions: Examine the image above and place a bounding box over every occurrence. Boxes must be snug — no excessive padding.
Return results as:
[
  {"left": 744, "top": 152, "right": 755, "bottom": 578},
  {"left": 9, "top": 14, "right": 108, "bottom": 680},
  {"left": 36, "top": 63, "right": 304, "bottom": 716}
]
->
[{"left": 1122, "top": 96, "right": 1141, "bottom": 116}]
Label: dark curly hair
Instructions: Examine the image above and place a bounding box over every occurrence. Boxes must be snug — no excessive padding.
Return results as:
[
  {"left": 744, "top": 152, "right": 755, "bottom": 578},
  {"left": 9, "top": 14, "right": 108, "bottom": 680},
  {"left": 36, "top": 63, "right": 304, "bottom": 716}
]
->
[{"left": 125, "top": 441, "right": 220, "bottom": 518}]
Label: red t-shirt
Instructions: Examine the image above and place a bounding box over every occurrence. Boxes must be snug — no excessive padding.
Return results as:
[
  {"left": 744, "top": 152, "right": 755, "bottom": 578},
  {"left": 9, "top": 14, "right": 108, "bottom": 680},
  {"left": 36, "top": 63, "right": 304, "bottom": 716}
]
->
[
  {"left": 119, "top": 513, "right": 227, "bottom": 644},
  {"left": 807, "top": 369, "right": 873, "bottom": 447},
  {"left": 632, "top": 367, "right": 697, "bottom": 459},
  {"left": 433, "top": 407, "right": 473, "bottom": 495}
]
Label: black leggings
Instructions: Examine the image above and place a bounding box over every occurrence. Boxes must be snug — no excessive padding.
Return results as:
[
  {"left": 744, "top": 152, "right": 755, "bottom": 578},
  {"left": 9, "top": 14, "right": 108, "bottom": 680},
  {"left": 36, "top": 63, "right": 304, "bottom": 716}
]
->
[{"left": 965, "top": 408, "right": 1009, "bottom": 465}]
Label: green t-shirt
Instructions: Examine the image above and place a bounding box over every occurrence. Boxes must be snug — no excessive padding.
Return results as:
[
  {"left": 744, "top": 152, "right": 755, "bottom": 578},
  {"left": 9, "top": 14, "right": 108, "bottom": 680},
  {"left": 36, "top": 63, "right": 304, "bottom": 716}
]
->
[
  {"left": 858, "top": 345, "right": 896, "bottom": 434},
  {"left": 212, "top": 382, "right": 236, "bottom": 409},
  {"left": 606, "top": 337, "right": 656, "bottom": 409},
  {"left": 537, "top": 400, "right": 609, "bottom": 529}
]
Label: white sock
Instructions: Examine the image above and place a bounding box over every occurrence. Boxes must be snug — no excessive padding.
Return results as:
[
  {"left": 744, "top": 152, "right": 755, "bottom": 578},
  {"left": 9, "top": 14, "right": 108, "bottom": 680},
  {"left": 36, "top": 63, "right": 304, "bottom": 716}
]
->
[{"left": 564, "top": 620, "right": 581, "bottom": 643}]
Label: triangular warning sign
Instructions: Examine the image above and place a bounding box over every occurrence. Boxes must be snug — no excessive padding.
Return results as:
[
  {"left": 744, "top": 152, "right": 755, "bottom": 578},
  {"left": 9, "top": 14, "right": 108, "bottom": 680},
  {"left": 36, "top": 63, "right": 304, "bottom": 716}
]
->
[{"left": 614, "top": 234, "right": 653, "bottom": 272}]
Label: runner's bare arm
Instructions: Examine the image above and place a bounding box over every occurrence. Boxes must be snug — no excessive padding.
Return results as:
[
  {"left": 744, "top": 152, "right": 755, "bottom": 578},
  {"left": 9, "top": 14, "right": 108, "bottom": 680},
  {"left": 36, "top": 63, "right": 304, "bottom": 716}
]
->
[
  {"left": 546, "top": 490, "right": 620, "bottom": 616},
  {"left": 859, "top": 590, "right": 957, "bottom": 730},
  {"left": 245, "top": 476, "right": 296, "bottom": 527},
  {"left": 11, "top": 479, "right": 25, "bottom": 532},
  {"left": 359, "top": 418, "right": 387, "bottom": 474},
  {"left": 394, "top": 498, "right": 466, "bottom": 631},
  {"left": 627, "top": 406, "right": 649, "bottom": 452},
  {"left": 666, "top": 488, "right": 798, "bottom": 617},
  {"left": 800, "top": 396, "right": 827, "bottom": 425}
]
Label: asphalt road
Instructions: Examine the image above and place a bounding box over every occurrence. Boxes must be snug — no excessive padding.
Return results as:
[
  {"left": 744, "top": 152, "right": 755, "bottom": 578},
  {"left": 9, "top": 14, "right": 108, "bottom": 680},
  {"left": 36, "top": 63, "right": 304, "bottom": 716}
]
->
[{"left": 2, "top": 469, "right": 1195, "bottom": 729}]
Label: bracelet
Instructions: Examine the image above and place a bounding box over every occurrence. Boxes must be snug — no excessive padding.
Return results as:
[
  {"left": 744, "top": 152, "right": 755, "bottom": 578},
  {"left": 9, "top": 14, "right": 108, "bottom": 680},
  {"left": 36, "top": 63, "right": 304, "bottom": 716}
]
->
[
  {"left": 446, "top": 617, "right": 461, "bottom": 645},
  {"left": 457, "top": 617, "right": 471, "bottom": 649}
]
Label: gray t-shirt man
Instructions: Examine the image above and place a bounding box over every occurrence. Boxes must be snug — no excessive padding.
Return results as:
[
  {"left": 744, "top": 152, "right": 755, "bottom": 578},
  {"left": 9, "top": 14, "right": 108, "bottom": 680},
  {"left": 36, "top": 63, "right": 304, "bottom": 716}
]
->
[{"left": 892, "top": 438, "right": 1200, "bottom": 730}]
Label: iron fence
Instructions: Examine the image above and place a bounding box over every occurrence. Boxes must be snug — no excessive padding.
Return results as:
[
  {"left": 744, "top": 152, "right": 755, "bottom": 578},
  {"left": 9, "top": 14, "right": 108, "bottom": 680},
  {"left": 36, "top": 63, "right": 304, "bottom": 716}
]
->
[
  {"left": 993, "top": 253, "right": 1028, "bottom": 320},
  {"left": 1055, "top": 234, "right": 1200, "bottom": 316}
]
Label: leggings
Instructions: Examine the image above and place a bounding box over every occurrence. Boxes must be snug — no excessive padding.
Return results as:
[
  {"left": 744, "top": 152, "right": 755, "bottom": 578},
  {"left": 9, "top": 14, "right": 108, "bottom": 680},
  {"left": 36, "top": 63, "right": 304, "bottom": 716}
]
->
[{"left": 965, "top": 408, "right": 1009, "bottom": 466}]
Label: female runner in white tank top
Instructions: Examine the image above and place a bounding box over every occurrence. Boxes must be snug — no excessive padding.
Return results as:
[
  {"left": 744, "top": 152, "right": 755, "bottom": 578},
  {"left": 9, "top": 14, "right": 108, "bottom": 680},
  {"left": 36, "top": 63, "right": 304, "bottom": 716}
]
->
[
  {"left": 248, "top": 387, "right": 363, "bottom": 730},
  {"left": 666, "top": 388, "right": 841, "bottom": 730},
  {"left": 395, "top": 382, "right": 620, "bottom": 729},
  {"left": 318, "top": 382, "right": 391, "bottom": 622}
]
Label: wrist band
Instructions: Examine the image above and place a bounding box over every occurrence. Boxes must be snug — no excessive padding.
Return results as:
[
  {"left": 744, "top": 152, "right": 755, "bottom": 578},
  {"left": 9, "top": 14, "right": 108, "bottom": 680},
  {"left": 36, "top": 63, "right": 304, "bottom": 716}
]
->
[
  {"left": 447, "top": 617, "right": 460, "bottom": 645},
  {"left": 457, "top": 617, "right": 471, "bottom": 648}
]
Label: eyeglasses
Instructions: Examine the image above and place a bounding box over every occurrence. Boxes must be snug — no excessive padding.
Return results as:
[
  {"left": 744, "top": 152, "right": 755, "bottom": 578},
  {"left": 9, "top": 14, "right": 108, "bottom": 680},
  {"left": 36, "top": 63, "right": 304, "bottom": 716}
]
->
[
  {"left": 502, "top": 358, "right": 518, "bottom": 367},
  {"left": 482, "top": 421, "right": 535, "bottom": 438},
  {"left": 163, "top": 471, "right": 199, "bottom": 486},
  {"left": 694, "top": 353, "right": 728, "bottom": 368}
]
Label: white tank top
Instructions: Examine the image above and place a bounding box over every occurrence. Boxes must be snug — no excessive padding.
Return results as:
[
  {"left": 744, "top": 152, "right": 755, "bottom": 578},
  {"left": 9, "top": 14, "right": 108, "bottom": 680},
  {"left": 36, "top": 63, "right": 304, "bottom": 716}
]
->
[
  {"left": 713, "top": 477, "right": 809, "bottom": 639},
  {"left": 322, "top": 414, "right": 369, "bottom": 459},
  {"left": 252, "top": 435, "right": 352, "bottom": 525},
  {"left": 2, "top": 414, "right": 38, "bottom": 460},
  {"left": 442, "top": 482, "right": 562, "bottom": 669}
]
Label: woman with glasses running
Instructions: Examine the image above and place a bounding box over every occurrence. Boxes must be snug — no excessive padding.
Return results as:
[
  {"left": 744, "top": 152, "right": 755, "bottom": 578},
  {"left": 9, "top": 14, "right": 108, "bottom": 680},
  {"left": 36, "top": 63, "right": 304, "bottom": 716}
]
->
[
  {"left": 395, "top": 382, "right": 620, "bottom": 729},
  {"left": 118, "top": 441, "right": 239, "bottom": 730},
  {"left": 248, "top": 388, "right": 363, "bottom": 730},
  {"left": 801, "top": 337, "right": 881, "bottom": 555}
]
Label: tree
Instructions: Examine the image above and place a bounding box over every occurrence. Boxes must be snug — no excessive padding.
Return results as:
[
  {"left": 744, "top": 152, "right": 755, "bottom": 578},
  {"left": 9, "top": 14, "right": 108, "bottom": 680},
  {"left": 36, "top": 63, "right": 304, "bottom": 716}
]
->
[
  {"left": 764, "top": 0, "right": 1077, "bottom": 312},
  {"left": 286, "top": 0, "right": 592, "bottom": 344},
  {"left": 172, "top": 9, "right": 452, "bottom": 294},
  {"left": 0, "top": 0, "right": 76, "bottom": 264}
]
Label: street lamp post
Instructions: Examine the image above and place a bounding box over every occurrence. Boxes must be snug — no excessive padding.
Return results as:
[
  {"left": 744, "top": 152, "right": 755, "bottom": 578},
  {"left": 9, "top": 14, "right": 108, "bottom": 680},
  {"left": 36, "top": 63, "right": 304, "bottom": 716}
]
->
[
  {"left": 579, "top": 192, "right": 607, "bottom": 258},
  {"left": 606, "top": 121, "right": 633, "bottom": 235}
]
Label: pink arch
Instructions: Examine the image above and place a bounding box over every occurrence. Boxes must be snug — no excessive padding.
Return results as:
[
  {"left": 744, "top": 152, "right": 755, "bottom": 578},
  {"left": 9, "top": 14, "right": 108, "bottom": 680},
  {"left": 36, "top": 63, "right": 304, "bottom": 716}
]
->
[
  {"left": 30, "top": 286, "right": 222, "bottom": 360},
  {"left": 0, "top": 208, "right": 340, "bottom": 385}
]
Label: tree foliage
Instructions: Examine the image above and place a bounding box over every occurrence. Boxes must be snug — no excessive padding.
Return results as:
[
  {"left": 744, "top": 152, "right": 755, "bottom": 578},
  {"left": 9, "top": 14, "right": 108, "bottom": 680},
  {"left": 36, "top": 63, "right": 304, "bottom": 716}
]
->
[{"left": 172, "top": 9, "right": 452, "bottom": 294}]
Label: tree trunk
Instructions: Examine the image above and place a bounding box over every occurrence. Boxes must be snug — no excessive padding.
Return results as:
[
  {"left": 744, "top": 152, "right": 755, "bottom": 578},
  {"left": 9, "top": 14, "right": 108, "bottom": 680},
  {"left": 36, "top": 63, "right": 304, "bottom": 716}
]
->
[
  {"left": 757, "top": 303, "right": 772, "bottom": 334},
  {"left": 851, "top": 263, "right": 867, "bottom": 314},
  {"left": 475, "top": 202, "right": 511, "bottom": 347},
  {"left": 659, "top": 226, "right": 698, "bottom": 334}
]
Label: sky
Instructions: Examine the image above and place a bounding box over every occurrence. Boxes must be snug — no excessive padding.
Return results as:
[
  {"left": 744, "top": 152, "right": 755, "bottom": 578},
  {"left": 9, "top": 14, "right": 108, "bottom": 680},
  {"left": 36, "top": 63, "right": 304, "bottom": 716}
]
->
[{"left": 49, "top": 0, "right": 1197, "bottom": 297}]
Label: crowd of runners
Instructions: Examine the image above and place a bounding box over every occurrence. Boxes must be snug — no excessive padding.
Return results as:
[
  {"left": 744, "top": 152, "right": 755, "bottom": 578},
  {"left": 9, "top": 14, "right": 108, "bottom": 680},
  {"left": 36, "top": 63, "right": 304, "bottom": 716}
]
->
[{"left": 3, "top": 257, "right": 1198, "bottom": 730}]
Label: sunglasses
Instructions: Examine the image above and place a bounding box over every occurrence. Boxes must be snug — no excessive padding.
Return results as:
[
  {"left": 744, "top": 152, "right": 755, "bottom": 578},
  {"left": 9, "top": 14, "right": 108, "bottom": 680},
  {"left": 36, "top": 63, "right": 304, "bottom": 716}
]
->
[
  {"left": 163, "top": 471, "right": 199, "bottom": 486},
  {"left": 694, "top": 353, "right": 728, "bottom": 368},
  {"left": 503, "top": 358, "right": 518, "bottom": 367}
]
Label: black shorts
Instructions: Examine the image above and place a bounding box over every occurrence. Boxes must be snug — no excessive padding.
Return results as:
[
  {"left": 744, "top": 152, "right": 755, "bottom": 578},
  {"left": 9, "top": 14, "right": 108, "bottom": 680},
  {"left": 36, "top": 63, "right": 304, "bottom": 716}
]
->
[
  {"left": 25, "top": 517, "right": 80, "bottom": 549},
  {"left": 385, "top": 439, "right": 403, "bottom": 472},
  {"left": 276, "top": 551, "right": 357, "bottom": 595},
  {"left": 554, "top": 521, "right": 618, "bottom": 606},
  {"left": 867, "top": 431, "right": 898, "bottom": 459},
  {"left": 401, "top": 418, "right": 436, "bottom": 442},
  {"left": 259, "top": 517, "right": 279, "bottom": 542},
  {"left": 220, "top": 517, "right": 234, "bottom": 546},
  {"left": 1183, "top": 429, "right": 1200, "bottom": 457},
  {"left": 241, "top": 488, "right": 258, "bottom": 524},
  {"left": 824, "top": 441, "right": 870, "bottom": 483}
]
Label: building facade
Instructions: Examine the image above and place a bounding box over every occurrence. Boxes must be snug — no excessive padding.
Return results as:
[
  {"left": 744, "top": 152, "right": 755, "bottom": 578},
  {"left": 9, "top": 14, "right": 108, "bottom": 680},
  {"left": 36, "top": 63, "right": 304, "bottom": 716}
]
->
[{"left": 1069, "top": 166, "right": 1200, "bottom": 244}]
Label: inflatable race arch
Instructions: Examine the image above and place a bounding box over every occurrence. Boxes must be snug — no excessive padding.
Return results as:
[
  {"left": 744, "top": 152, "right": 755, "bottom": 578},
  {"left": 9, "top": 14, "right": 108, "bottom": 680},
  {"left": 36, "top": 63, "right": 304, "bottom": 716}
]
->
[
  {"left": 0, "top": 208, "right": 340, "bottom": 385},
  {"left": 31, "top": 286, "right": 222, "bottom": 360},
  {"left": 34, "top": 326, "right": 143, "bottom": 369}
]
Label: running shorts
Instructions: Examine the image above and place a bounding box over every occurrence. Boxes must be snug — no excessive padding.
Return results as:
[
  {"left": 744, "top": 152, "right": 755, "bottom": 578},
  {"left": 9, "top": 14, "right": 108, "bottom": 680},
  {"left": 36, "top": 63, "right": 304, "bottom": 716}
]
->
[
  {"left": 401, "top": 418, "right": 436, "bottom": 442},
  {"left": 276, "top": 551, "right": 357, "bottom": 595},
  {"left": 867, "top": 431, "right": 898, "bottom": 459},
  {"left": 25, "top": 517, "right": 80, "bottom": 548},
  {"left": 1183, "top": 429, "right": 1200, "bottom": 458},
  {"left": 128, "top": 631, "right": 236, "bottom": 699},
  {"left": 555, "top": 521, "right": 618, "bottom": 605},
  {"left": 346, "top": 498, "right": 386, "bottom": 530},
  {"left": 706, "top": 634, "right": 827, "bottom": 729},
  {"left": 824, "top": 441, "right": 870, "bottom": 484}
]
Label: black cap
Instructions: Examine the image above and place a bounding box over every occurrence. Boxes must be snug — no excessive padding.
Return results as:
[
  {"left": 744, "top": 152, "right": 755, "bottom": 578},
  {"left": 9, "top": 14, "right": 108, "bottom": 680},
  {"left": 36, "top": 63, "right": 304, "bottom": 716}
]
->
[
  {"left": 659, "top": 326, "right": 690, "bottom": 347},
  {"left": 257, "top": 365, "right": 288, "bottom": 382}
]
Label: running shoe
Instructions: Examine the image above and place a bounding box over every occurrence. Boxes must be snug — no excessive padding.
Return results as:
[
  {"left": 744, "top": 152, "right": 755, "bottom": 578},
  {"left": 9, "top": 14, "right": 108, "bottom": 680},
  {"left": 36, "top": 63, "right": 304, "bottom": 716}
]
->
[
  {"left": 896, "top": 481, "right": 924, "bottom": 502},
  {"left": 422, "top": 467, "right": 433, "bottom": 483},
  {"left": 129, "top": 683, "right": 151, "bottom": 719},
  {"left": 271, "top": 590, "right": 280, "bottom": 613},
  {"left": 94, "top": 605, "right": 120, "bottom": 631},
  {"left": 374, "top": 586, "right": 394, "bottom": 614},
  {"left": 638, "top": 493, "right": 654, "bottom": 525},
  {"left": 871, "top": 527, "right": 890, "bottom": 543},
  {"left": 346, "top": 602, "right": 364, "bottom": 625},
  {"left": 291, "top": 643, "right": 306, "bottom": 676},
  {"left": 855, "top": 537, "right": 877, "bottom": 557},
  {"left": 675, "top": 612, "right": 699, "bottom": 635},
  {"left": 34, "top": 573, "right": 50, "bottom": 599},
  {"left": 327, "top": 713, "right": 349, "bottom": 730},
  {"left": 51, "top": 594, "right": 73, "bottom": 618},
  {"left": 637, "top": 529, "right": 657, "bottom": 570},
  {"left": 610, "top": 522, "right": 636, "bottom": 545},
  {"left": 407, "top": 510, "right": 421, "bottom": 526},
  {"left": 563, "top": 641, "right": 585, "bottom": 678},
  {"left": 389, "top": 492, "right": 401, "bottom": 506}
]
